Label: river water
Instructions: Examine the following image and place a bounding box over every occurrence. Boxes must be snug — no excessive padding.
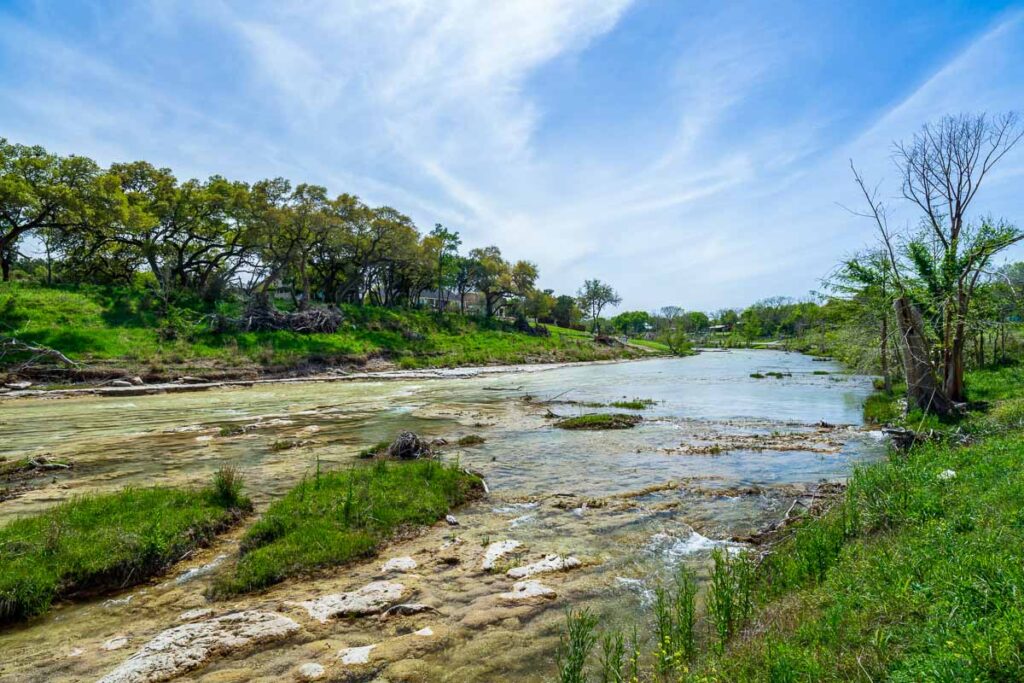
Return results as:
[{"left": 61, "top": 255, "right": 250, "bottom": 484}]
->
[{"left": 0, "top": 350, "right": 883, "bottom": 682}]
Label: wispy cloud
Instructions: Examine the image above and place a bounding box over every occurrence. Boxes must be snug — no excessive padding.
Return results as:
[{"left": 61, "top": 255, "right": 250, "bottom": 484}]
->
[{"left": 0, "top": 1, "right": 1020, "bottom": 311}]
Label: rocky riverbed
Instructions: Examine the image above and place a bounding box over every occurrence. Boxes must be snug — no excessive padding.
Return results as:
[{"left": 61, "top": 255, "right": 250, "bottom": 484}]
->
[{"left": 0, "top": 351, "right": 884, "bottom": 681}]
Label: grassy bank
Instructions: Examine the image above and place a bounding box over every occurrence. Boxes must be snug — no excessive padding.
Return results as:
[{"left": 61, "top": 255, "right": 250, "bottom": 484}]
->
[
  {"left": 213, "top": 458, "right": 482, "bottom": 596},
  {"left": 557, "top": 362, "right": 1024, "bottom": 681},
  {"left": 0, "top": 470, "right": 249, "bottom": 623},
  {"left": 0, "top": 283, "right": 657, "bottom": 381}
]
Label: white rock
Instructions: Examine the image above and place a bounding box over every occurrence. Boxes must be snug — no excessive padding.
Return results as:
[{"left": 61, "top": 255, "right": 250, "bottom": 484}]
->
[
  {"left": 938, "top": 469, "right": 957, "bottom": 480},
  {"left": 498, "top": 580, "right": 556, "bottom": 603},
  {"left": 98, "top": 610, "right": 299, "bottom": 683},
  {"left": 67, "top": 648, "right": 85, "bottom": 658},
  {"left": 177, "top": 608, "right": 213, "bottom": 622},
  {"left": 338, "top": 644, "right": 375, "bottom": 665},
  {"left": 296, "top": 662, "right": 325, "bottom": 680},
  {"left": 102, "top": 635, "right": 130, "bottom": 651},
  {"left": 507, "top": 554, "right": 581, "bottom": 579},
  {"left": 381, "top": 556, "right": 417, "bottom": 573},
  {"left": 414, "top": 626, "right": 434, "bottom": 637},
  {"left": 481, "top": 540, "right": 521, "bottom": 570},
  {"left": 297, "top": 582, "right": 405, "bottom": 623},
  {"left": 445, "top": 514, "right": 459, "bottom": 526}
]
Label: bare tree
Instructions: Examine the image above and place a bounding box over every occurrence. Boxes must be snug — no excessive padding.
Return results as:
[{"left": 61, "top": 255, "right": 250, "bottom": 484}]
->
[{"left": 895, "top": 113, "right": 1024, "bottom": 402}]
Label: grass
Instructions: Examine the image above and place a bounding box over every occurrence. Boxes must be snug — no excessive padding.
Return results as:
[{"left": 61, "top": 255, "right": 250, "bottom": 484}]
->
[
  {"left": 0, "top": 283, "right": 657, "bottom": 378},
  {"left": 863, "top": 385, "right": 903, "bottom": 424},
  {"left": 456, "top": 434, "right": 486, "bottom": 446},
  {"left": 212, "top": 459, "right": 482, "bottom": 596},
  {"left": 554, "top": 413, "right": 643, "bottom": 430},
  {"left": 0, "top": 468, "right": 250, "bottom": 623},
  {"left": 609, "top": 398, "right": 657, "bottom": 410}
]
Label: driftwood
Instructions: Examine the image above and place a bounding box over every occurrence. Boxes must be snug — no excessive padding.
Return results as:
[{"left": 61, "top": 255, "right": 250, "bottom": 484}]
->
[
  {"left": 1, "top": 337, "right": 80, "bottom": 371},
  {"left": 233, "top": 305, "right": 344, "bottom": 334}
]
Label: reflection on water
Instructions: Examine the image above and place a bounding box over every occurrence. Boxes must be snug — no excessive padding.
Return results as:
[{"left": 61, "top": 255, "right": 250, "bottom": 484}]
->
[{"left": 0, "top": 351, "right": 883, "bottom": 682}]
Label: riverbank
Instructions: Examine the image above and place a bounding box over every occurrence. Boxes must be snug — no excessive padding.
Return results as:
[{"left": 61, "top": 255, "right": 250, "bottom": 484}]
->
[{"left": 0, "top": 283, "right": 666, "bottom": 389}]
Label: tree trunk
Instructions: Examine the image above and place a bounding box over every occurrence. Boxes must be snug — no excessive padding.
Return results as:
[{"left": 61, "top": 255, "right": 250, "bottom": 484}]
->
[
  {"left": 880, "top": 314, "right": 891, "bottom": 392},
  {"left": 893, "top": 297, "right": 954, "bottom": 417},
  {"left": 943, "top": 293, "right": 968, "bottom": 402}
]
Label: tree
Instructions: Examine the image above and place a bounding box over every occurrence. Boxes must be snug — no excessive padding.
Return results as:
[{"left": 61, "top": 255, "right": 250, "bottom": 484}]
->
[
  {"left": 0, "top": 139, "right": 106, "bottom": 281},
  {"left": 525, "top": 288, "right": 555, "bottom": 321},
  {"left": 577, "top": 279, "right": 621, "bottom": 333},
  {"left": 895, "top": 112, "right": 1024, "bottom": 402},
  {"left": 467, "top": 247, "right": 538, "bottom": 317},
  {"left": 611, "top": 310, "right": 651, "bottom": 335},
  {"left": 552, "top": 294, "right": 581, "bottom": 328},
  {"left": 850, "top": 112, "right": 1023, "bottom": 414},
  {"left": 426, "top": 224, "right": 461, "bottom": 311},
  {"left": 828, "top": 249, "right": 897, "bottom": 391}
]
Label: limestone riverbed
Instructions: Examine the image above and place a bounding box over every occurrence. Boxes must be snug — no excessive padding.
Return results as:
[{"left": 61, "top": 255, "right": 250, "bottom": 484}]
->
[{"left": 0, "top": 350, "right": 883, "bottom": 682}]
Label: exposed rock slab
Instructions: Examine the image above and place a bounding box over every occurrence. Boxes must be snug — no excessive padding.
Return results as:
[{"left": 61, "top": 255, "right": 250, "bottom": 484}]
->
[
  {"left": 297, "top": 581, "right": 405, "bottom": 623},
  {"left": 380, "top": 556, "right": 418, "bottom": 573},
  {"left": 481, "top": 539, "right": 521, "bottom": 570},
  {"left": 506, "top": 554, "right": 580, "bottom": 579},
  {"left": 498, "top": 580, "right": 556, "bottom": 604},
  {"left": 98, "top": 610, "right": 300, "bottom": 683}
]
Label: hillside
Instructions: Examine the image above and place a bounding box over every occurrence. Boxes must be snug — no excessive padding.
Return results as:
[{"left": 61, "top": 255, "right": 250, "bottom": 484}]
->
[{"left": 0, "top": 284, "right": 658, "bottom": 385}]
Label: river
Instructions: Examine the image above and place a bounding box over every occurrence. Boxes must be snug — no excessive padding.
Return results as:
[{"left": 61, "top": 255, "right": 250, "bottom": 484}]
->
[{"left": 0, "top": 350, "right": 883, "bottom": 682}]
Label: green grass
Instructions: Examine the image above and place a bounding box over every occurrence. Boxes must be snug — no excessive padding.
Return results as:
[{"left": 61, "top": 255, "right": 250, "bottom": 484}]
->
[
  {"left": 609, "top": 398, "right": 657, "bottom": 410},
  {"left": 863, "top": 386, "right": 903, "bottom": 424},
  {"left": 691, "top": 428, "right": 1024, "bottom": 681},
  {"left": 0, "top": 283, "right": 654, "bottom": 376},
  {"left": 212, "top": 459, "right": 482, "bottom": 596},
  {"left": 0, "top": 469, "right": 250, "bottom": 623},
  {"left": 554, "top": 413, "right": 643, "bottom": 430}
]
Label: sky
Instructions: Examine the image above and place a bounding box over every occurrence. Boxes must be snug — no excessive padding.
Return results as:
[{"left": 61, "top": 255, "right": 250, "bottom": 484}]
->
[{"left": 1, "top": 0, "right": 1023, "bottom": 313}]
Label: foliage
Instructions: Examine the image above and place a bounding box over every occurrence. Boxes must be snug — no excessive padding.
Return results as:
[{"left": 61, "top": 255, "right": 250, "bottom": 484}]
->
[
  {"left": 0, "top": 474, "right": 250, "bottom": 623},
  {"left": 212, "top": 459, "right": 481, "bottom": 595},
  {"left": 577, "top": 279, "right": 621, "bottom": 332}
]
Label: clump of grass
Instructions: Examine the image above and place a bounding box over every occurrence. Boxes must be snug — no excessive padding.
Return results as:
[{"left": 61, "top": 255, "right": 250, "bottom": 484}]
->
[
  {"left": 554, "top": 414, "right": 642, "bottom": 430},
  {"left": 212, "top": 459, "right": 482, "bottom": 596},
  {"left": 457, "top": 434, "right": 486, "bottom": 446},
  {"left": 0, "top": 473, "right": 250, "bottom": 623},
  {"left": 270, "top": 439, "right": 302, "bottom": 451},
  {"left": 210, "top": 466, "right": 245, "bottom": 508},
  {"left": 707, "top": 549, "right": 755, "bottom": 650},
  {"left": 654, "top": 563, "right": 698, "bottom": 674},
  {"left": 609, "top": 398, "right": 657, "bottom": 410},
  {"left": 598, "top": 630, "right": 625, "bottom": 683},
  {"left": 557, "top": 608, "right": 599, "bottom": 683},
  {"left": 218, "top": 424, "right": 247, "bottom": 437},
  {"left": 812, "top": 370, "right": 831, "bottom": 375},
  {"left": 356, "top": 440, "right": 391, "bottom": 459},
  {"left": 863, "top": 389, "right": 902, "bottom": 424},
  {"left": 750, "top": 372, "right": 766, "bottom": 379}
]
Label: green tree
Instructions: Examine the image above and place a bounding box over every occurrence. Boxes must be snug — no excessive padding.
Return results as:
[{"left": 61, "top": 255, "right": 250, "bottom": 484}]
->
[{"left": 577, "top": 279, "right": 621, "bottom": 333}]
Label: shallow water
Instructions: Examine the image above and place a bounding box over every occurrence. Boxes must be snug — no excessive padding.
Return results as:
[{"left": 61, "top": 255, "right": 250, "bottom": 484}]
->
[{"left": 0, "top": 350, "right": 883, "bottom": 682}]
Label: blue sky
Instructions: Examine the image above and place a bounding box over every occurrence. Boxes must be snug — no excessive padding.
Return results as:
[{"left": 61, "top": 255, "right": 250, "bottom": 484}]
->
[{"left": 2, "top": 0, "right": 1022, "bottom": 312}]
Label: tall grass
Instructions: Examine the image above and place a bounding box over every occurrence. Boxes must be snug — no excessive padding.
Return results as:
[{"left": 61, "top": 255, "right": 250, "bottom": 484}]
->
[
  {"left": 558, "top": 608, "right": 599, "bottom": 683},
  {"left": 654, "top": 563, "right": 698, "bottom": 673}
]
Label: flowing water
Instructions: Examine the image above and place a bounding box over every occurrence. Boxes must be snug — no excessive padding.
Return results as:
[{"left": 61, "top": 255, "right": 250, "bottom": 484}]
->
[{"left": 0, "top": 350, "right": 883, "bottom": 682}]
